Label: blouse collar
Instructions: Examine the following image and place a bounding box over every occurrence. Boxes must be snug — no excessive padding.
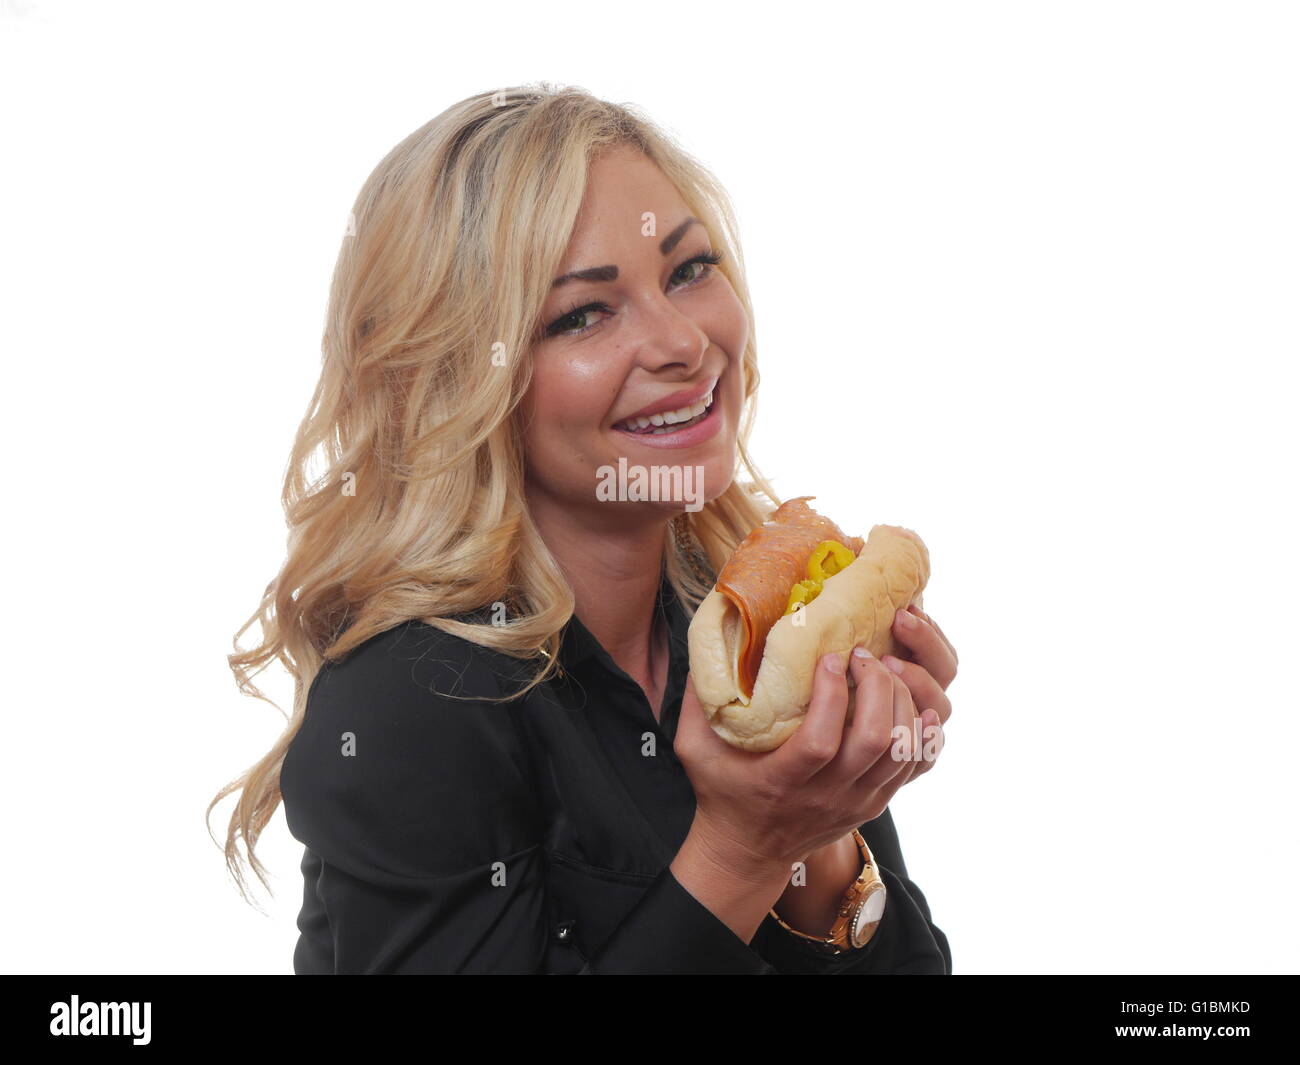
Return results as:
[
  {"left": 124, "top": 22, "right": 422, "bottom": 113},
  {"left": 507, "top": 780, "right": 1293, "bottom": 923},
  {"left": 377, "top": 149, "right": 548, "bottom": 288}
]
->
[{"left": 557, "top": 569, "right": 690, "bottom": 675}]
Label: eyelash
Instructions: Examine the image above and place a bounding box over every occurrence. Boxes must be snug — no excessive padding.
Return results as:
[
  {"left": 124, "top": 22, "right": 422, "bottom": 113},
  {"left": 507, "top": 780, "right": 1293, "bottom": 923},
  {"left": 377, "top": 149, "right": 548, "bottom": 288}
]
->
[{"left": 544, "top": 249, "right": 725, "bottom": 338}]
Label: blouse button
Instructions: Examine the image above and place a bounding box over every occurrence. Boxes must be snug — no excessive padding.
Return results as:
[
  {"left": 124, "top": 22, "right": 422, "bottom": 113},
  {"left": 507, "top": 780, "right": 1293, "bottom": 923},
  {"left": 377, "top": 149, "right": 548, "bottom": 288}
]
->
[{"left": 555, "top": 920, "right": 575, "bottom": 943}]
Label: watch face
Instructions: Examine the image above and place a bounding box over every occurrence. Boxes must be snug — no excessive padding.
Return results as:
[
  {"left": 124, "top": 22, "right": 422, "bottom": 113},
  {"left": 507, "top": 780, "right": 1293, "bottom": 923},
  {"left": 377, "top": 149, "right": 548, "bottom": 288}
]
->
[{"left": 851, "top": 886, "right": 887, "bottom": 947}]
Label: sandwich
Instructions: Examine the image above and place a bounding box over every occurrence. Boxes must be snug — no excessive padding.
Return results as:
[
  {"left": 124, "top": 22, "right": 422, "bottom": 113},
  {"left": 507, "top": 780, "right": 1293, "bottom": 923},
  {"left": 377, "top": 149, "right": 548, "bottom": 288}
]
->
[{"left": 687, "top": 496, "right": 930, "bottom": 752}]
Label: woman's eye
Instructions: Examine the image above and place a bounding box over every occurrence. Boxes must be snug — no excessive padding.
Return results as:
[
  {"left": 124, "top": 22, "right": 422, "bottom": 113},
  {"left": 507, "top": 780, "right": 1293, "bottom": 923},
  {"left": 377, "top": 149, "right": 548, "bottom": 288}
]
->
[
  {"left": 671, "top": 261, "right": 706, "bottom": 286},
  {"left": 546, "top": 303, "right": 606, "bottom": 337}
]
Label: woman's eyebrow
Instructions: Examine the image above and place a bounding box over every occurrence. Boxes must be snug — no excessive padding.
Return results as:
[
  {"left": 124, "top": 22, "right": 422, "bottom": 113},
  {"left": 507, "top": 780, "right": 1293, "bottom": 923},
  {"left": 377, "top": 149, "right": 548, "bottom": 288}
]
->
[
  {"left": 658, "top": 215, "right": 701, "bottom": 256},
  {"left": 550, "top": 216, "right": 702, "bottom": 288}
]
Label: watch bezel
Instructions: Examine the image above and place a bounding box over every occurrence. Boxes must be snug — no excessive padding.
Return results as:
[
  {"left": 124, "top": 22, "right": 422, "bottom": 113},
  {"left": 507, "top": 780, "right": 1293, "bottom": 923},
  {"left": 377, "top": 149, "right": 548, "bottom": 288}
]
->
[{"left": 848, "top": 881, "right": 887, "bottom": 948}]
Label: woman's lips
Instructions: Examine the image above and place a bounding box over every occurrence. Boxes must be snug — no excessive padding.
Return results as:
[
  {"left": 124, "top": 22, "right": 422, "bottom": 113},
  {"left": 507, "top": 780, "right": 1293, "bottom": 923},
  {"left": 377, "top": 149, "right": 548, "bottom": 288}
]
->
[
  {"left": 613, "top": 374, "right": 719, "bottom": 429},
  {"left": 610, "top": 380, "right": 724, "bottom": 450},
  {"left": 615, "top": 388, "right": 714, "bottom": 434}
]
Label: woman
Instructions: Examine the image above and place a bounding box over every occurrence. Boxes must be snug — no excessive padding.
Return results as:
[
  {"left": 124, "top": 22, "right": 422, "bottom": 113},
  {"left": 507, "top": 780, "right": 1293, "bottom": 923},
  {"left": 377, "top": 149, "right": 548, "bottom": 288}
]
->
[{"left": 209, "top": 84, "right": 958, "bottom": 974}]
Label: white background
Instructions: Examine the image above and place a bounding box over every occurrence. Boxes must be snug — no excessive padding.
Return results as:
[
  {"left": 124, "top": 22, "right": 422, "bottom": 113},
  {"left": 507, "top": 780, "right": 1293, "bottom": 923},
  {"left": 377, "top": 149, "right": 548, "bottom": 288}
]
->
[{"left": 2, "top": 0, "right": 1295, "bottom": 975}]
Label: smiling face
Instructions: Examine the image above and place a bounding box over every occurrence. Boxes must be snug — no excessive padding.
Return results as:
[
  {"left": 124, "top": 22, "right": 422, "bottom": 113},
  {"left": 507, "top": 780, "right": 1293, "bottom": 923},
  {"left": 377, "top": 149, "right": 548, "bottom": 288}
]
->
[{"left": 517, "top": 145, "right": 748, "bottom": 523}]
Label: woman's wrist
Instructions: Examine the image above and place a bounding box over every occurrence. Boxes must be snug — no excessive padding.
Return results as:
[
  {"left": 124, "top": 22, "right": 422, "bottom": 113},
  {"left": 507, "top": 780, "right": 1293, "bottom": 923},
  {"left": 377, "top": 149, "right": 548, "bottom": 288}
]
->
[
  {"left": 684, "top": 811, "right": 792, "bottom": 884},
  {"left": 772, "top": 831, "right": 862, "bottom": 937},
  {"left": 671, "top": 815, "right": 796, "bottom": 944}
]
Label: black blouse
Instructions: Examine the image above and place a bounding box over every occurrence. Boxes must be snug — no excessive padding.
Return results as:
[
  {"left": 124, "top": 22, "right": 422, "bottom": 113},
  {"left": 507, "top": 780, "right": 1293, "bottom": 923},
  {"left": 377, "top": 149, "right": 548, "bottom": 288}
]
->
[{"left": 280, "top": 571, "right": 951, "bottom": 974}]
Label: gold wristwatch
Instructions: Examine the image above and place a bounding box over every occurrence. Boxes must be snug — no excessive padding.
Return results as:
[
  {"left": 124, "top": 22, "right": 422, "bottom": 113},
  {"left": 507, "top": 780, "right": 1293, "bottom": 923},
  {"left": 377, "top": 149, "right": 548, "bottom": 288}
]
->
[{"left": 769, "top": 828, "right": 887, "bottom": 955}]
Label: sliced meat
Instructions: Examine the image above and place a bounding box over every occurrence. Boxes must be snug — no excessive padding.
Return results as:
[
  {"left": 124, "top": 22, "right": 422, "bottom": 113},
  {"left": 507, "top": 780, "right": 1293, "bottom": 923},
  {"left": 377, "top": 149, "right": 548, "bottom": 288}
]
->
[{"left": 716, "top": 496, "right": 864, "bottom": 700}]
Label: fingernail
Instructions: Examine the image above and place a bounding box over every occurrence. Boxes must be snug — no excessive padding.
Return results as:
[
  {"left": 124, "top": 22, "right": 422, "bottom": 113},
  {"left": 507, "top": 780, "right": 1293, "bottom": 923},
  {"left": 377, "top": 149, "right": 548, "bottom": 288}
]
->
[
  {"left": 882, "top": 654, "right": 905, "bottom": 675},
  {"left": 823, "top": 652, "right": 846, "bottom": 675},
  {"left": 852, "top": 645, "right": 873, "bottom": 660},
  {"left": 896, "top": 608, "right": 915, "bottom": 629}
]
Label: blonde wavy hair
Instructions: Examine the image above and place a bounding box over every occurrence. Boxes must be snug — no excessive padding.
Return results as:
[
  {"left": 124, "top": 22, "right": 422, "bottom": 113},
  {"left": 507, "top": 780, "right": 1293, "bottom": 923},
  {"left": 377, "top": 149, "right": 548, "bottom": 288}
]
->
[{"left": 208, "top": 82, "right": 783, "bottom": 905}]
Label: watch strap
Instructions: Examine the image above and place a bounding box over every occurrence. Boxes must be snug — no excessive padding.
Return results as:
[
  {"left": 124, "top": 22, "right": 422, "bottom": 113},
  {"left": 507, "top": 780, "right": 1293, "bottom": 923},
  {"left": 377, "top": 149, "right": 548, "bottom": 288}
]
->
[{"left": 768, "top": 828, "right": 886, "bottom": 955}]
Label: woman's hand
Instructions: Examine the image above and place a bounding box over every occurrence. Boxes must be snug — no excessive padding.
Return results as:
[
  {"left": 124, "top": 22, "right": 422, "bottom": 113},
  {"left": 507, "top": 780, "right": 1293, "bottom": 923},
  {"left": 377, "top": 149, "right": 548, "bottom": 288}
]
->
[
  {"left": 783, "top": 602, "right": 956, "bottom": 880},
  {"left": 676, "top": 640, "right": 942, "bottom": 872}
]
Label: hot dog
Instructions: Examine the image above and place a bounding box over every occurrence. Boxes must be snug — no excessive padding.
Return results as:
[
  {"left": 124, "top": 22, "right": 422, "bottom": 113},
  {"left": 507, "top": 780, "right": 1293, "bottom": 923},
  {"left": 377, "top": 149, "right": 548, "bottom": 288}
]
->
[{"left": 687, "top": 496, "right": 930, "bottom": 751}]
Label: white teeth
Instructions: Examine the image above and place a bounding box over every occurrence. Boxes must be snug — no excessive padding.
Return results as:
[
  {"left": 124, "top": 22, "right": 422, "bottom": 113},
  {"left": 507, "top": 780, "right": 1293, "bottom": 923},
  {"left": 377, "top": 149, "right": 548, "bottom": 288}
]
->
[{"left": 617, "top": 389, "right": 714, "bottom": 433}]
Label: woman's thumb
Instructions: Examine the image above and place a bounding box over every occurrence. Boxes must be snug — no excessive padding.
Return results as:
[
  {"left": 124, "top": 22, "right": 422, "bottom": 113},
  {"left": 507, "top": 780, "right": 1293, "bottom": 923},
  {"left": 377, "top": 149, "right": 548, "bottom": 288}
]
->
[{"left": 676, "top": 673, "right": 708, "bottom": 741}]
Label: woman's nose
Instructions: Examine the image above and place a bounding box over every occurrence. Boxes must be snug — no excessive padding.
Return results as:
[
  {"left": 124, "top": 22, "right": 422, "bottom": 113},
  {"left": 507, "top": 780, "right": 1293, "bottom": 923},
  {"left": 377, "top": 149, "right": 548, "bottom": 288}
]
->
[{"left": 628, "top": 291, "right": 710, "bottom": 369}]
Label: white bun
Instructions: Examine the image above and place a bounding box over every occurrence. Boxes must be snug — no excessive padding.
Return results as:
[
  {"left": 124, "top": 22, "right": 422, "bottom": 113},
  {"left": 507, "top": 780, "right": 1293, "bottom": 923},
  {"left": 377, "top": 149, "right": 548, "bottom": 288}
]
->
[{"left": 687, "top": 524, "right": 930, "bottom": 752}]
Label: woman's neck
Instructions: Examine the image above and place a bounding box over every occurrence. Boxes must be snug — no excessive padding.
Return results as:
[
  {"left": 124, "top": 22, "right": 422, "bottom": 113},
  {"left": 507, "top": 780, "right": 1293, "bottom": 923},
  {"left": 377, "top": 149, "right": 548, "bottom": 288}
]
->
[{"left": 526, "top": 488, "right": 669, "bottom": 688}]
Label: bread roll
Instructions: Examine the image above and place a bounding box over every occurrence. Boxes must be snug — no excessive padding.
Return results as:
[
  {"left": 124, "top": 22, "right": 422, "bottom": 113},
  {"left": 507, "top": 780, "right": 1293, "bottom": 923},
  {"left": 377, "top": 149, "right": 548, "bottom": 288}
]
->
[{"left": 688, "top": 506, "right": 930, "bottom": 752}]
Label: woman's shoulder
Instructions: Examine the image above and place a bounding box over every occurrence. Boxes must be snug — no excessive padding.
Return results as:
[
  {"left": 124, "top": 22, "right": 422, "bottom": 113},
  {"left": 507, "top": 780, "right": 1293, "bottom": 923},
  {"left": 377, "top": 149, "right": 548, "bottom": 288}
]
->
[
  {"left": 285, "top": 616, "right": 534, "bottom": 786},
  {"left": 308, "top": 612, "right": 532, "bottom": 708},
  {"left": 281, "top": 617, "right": 543, "bottom": 874}
]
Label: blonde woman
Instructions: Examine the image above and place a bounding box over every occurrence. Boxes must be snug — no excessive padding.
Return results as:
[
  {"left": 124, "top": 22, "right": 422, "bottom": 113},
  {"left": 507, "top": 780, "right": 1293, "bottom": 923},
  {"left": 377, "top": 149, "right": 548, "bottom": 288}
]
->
[{"left": 209, "top": 84, "right": 959, "bottom": 974}]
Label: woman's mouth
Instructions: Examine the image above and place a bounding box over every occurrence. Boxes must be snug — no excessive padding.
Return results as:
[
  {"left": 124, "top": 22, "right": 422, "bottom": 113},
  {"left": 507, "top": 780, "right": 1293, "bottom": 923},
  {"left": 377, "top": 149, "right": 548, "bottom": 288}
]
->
[
  {"left": 608, "top": 377, "right": 725, "bottom": 451},
  {"left": 612, "top": 386, "right": 715, "bottom": 435}
]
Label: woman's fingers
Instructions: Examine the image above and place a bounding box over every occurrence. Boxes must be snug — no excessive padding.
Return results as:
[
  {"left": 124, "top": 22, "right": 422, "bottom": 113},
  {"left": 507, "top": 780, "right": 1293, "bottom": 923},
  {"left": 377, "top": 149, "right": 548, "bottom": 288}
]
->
[
  {"left": 906, "top": 603, "right": 958, "bottom": 670},
  {"left": 899, "top": 706, "right": 942, "bottom": 784},
  {"left": 909, "top": 708, "right": 944, "bottom": 780},
  {"left": 891, "top": 606, "right": 958, "bottom": 691},
  {"left": 878, "top": 651, "right": 954, "bottom": 726},
  {"left": 777, "top": 651, "right": 853, "bottom": 779},
  {"left": 853, "top": 668, "right": 929, "bottom": 806},
  {"left": 885, "top": 669, "right": 923, "bottom": 785},
  {"left": 831, "top": 648, "right": 911, "bottom": 786}
]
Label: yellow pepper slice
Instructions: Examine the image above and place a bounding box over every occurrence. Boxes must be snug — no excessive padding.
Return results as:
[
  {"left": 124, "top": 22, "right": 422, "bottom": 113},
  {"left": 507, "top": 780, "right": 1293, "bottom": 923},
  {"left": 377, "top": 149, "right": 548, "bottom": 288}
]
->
[
  {"left": 807, "top": 540, "right": 856, "bottom": 582},
  {"left": 784, "top": 540, "right": 857, "bottom": 615},
  {"left": 784, "top": 578, "right": 822, "bottom": 614}
]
